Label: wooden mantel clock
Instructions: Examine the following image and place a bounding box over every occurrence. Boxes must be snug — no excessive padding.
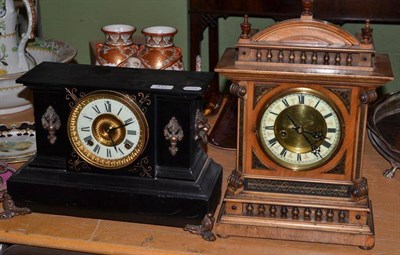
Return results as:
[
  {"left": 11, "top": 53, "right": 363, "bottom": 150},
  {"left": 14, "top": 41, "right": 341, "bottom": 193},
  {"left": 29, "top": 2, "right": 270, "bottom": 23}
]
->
[
  {"left": 213, "top": 1, "right": 393, "bottom": 249},
  {"left": 8, "top": 62, "right": 222, "bottom": 227}
]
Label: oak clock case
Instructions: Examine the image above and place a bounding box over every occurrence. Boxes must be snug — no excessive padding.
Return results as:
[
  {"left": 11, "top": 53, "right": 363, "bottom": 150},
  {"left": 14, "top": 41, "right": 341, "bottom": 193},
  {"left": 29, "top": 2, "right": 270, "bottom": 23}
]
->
[
  {"left": 8, "top": 62, "right": 223, "bottom": 227},
  {"left": 213, "top": 5, "right": 393, "bottom": 249}
]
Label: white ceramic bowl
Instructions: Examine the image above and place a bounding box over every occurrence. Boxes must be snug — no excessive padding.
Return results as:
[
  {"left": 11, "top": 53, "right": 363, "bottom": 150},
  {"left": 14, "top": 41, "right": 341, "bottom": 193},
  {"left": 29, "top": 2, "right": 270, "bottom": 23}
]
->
[{"left": 0, "top": 39, "right": 77, "bottom": 115}]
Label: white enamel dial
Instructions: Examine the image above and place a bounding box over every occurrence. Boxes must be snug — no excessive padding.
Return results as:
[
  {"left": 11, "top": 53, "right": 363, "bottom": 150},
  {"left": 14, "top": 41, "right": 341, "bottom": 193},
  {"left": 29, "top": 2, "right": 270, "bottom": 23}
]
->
[
  {"left": 68, "top": 91, "right": 148, "bottom": 169},
  {"left": 258, "top": 90, "right": 342, "bottom": 171}
]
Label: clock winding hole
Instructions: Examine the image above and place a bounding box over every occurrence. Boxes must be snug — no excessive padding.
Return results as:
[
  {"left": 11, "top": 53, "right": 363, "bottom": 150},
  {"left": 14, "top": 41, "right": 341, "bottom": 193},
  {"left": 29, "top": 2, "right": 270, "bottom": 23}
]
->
[{"left": 275, "top": 105, "right": 328, "bottom": 154}]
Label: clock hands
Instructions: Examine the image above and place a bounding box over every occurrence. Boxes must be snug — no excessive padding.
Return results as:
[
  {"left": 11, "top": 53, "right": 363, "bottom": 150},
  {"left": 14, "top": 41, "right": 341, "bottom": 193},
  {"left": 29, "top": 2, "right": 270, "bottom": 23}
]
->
[
  {"left": 109, "top": 121, "right": 134, "bottom": 132},
  {"left": 106, "top": 129, "right": 118, "bottom": 152},
  {"left": 286, "top": 113, "right": 323, "bottom": 158},
  {"left": 303, "top": 129, "right": 327, "bottom": 141},
  {"left": 286, "top": 113, "right": 300, "bottom": 131},
  {"left": 286, "top": 113, "right": 325, "bottom": 138},
  {"left": 105, "top": 121, "right": 134, "bottom": 152}
]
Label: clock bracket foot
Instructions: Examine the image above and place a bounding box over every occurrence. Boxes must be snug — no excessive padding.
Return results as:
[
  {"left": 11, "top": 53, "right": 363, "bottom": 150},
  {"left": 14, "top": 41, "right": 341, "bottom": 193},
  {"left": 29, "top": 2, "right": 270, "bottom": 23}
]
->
[
  {"left": 226, "top": 169, "right": 244, "bottom": 196},
  {"left": 0, "top": 190, "right": 31, "bottom": 220},
  {"left": 183, "top": 212, "right": 217, "bottom": 241}
]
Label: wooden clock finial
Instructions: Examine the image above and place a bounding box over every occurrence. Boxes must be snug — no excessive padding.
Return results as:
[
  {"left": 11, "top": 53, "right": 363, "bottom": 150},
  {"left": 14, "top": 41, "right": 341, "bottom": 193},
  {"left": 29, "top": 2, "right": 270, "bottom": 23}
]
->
[
  {"left": 361, "top": 20, "right": 373, "bottom": 44},
  {"left": 302, "top": 0, "right": 314, "bottom": 17},
  {"left": 240, "top": 15, "right": 251, "bottom": 39}
]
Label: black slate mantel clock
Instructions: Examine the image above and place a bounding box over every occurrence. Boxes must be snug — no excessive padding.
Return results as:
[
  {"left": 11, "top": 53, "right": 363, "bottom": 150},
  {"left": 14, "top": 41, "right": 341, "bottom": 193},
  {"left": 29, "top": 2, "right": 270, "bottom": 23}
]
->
[{"left": 8, "top": 62, "right": 222, "bottom": 227}]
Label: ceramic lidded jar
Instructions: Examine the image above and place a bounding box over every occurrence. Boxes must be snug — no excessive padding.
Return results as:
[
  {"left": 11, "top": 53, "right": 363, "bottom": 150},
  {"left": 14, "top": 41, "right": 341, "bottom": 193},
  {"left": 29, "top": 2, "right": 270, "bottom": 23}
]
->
[
  {"left": 138, "top": 26, "right": 184, "bottom": 70},
  {"left": 96, "top": 24, "right": 139, "bottom": 67}
]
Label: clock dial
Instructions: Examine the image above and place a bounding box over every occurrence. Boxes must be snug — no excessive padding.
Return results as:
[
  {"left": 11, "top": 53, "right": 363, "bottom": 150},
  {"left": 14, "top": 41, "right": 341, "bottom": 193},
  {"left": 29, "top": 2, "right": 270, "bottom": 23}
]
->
[
  {"left": 68, "top": 91, "right": 148, "bottom": 169},
  {"left": 258, "top": 90, "right": 342, "bottom": 171}
]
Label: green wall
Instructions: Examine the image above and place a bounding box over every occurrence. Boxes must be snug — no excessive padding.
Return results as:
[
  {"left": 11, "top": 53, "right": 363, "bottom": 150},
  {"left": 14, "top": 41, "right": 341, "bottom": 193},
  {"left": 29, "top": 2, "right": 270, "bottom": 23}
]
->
[
  {"left": 39, "top": 0, "right": 188, "bottom": 65},
  {"left": 39, "top": 0, "right": 399, "bottom": 93}
]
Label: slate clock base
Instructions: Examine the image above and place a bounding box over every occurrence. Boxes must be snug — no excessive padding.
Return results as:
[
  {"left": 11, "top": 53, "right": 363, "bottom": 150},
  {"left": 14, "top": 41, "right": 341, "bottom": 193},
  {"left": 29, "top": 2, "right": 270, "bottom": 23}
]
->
[{"left": 8, "top": 157, "right": 222, "bottom": 227}]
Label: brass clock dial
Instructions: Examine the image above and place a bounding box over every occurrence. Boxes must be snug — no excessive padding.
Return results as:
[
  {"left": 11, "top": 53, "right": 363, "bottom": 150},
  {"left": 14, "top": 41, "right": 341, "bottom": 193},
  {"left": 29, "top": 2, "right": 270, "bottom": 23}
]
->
[
  {"left": 67, "top": 91, "right": 148, "bottom": 169},
  {"left": 258, "top": 89, "right": 343, "bottom": 171}
]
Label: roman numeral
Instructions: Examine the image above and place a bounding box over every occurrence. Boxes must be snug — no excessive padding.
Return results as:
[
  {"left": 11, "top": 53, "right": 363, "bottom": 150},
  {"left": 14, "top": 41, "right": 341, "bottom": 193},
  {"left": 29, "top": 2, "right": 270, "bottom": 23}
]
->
[
  {"left": 104, "top": 101, "right": 112, "bottom": 112},
  {"left": 322, "top": 140, "right": 332, "bottom": 148},
  {"left": 93, "top": 144, "right": 101, "bottom": 154},
  {"left": 324, "top": 112, "right": 333, "bottom": 119},
  {"left": 298, "top": 94, "right": 305, "bottom": 104},
  {"left": 268, "top": 137, "right": 277, "bottom": 146},
  {"left": 106, "top": 148, "right": 112, "bottom": 158},
  {"left": 282, "top": 99, "right": 289, "bottom": 107},
  {"left": 269, "top": 111, "right": 278, "bottom": 116},
  {"left": 92, "top": 105, "right": 101, "bottom": 114},
  {"left": 83, "top": 135, "right": 93, "bottom": 143},
  {"left": 81, "top": 126, "right": 90, "bottom": 132},
  {"left": 83, "top": 115, "right": 93, "bottom": 120},
  {"left": 124, "top": 118, "right": 133, "bottom": 124},
  {"left": 117, "top": 107, "right": 123, "bottom": 116},
  {"left": 297, "top": 153, "right": 302, "bottom": 162},
  {"left": 118, "top": 147, "right": 125, "bottom": 155},
  {"left": 280, "top": 148, "right": 288, "bottom": 157},
  {"left": 264, "top": 126, "right": 274, "bottom": 130},
  {"left": 127, "top": 130, "right": 137, "bottom": 135},
  {"left": 327, "top": 128, "right": 337, "bottom": 133},
  {"left": 314, "top": 100, "right": 321, "bottom": 108}
]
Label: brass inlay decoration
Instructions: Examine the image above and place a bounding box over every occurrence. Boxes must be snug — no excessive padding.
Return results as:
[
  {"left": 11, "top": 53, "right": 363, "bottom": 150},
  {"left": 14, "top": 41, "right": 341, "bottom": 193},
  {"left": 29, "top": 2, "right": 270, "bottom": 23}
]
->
[
  {"left": 68, "top": 151, "right": 90, "bottom": 172},
  {"left": 129, "top": 156, "right": 153, "bottom": 178},
  {"left": 245, "top": 178, "right": 351, "bottom": 198},
  {"left": 41, "top": 106, "right": 61, "bottom": 144},
  {"left": 65, "top": 88, "right": 85, "bottom": 108},
  {"left": 194, "top": 109, "right": 210, "bottom": 144},
  {"left": 254, "top": 84, "right": 275, "bottom": 106},
  {"left": 252, "top": 151, "right": 273, "bottom": 170},
  {"left": 325, "top": 156, "right": 346, "bottom": 174},
  {"left": 132, "top": 92, "right": 151, "bottom": 113},
  {"left": 328, "top": 87, "right": 352, "bottom": 112},
  {"left": 163, "top": 117, "right": 184, "bottom": 156}
]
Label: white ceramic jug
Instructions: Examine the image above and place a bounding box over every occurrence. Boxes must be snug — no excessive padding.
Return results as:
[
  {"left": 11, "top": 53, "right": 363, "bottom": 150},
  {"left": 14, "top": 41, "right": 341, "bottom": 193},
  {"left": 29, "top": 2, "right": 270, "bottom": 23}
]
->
[{"left": 0, "top": 0, "right": 36, "bottom": 75}]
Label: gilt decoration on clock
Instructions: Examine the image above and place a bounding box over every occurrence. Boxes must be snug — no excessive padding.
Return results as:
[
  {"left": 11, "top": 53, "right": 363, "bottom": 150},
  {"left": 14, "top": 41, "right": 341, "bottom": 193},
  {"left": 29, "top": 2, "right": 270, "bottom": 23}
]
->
[
  {"left": 65, "top": 88, "right": 153, "bottom": 177},
  {"left": 8, "top": 63, "right": 223, "bottom": 227}
]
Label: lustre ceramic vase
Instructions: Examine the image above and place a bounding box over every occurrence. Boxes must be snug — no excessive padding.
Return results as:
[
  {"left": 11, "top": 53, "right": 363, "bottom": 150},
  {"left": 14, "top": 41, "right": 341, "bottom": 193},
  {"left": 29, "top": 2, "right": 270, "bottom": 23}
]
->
[
  {"left": 137, "top": 26, "right": 183, "bottom": 70},
  {"left": 0, "top": 0, "right": 36, "bottom": 75},
  {"left": 96, "top": 24, "right": 139, "bottom": 67}
]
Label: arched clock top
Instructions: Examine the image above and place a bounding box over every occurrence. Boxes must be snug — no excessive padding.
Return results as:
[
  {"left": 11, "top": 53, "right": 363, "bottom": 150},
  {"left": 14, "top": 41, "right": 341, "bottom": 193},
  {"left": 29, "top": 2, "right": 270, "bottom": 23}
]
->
[
  {"left": 235, "top": 0, "right": 378, "bottom": 72},
  {"left": 249, "top": 18, "right": 360, "bottom": 48},
  {"left": 235, "top": 16, "right": 377, "bottom": 71}
]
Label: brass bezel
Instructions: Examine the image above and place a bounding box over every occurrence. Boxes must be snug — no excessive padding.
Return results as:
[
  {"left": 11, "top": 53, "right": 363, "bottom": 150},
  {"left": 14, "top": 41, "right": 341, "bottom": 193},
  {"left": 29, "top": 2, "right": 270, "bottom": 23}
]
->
[
  {"left": 67, "top": 90, "right": 149, "bottom": 170},
  {"left": 256, "top": 87, "right": 344, "bottom": 171}
]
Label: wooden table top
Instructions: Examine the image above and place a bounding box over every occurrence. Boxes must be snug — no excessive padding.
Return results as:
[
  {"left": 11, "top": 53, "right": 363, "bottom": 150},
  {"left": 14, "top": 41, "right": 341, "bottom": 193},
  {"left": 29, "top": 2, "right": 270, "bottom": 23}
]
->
[{"left": 1, "top": 105, "right": 399, "bottom": 255}]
